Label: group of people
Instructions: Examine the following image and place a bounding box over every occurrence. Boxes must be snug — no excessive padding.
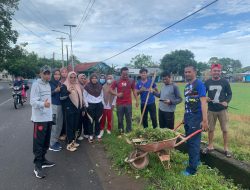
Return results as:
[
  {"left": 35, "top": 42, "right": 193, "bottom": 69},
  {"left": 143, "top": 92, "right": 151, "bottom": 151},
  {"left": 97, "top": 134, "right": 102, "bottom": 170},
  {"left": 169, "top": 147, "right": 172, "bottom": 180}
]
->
[{"left": 30, "top": 63, "right": 232, "bottom": 179}]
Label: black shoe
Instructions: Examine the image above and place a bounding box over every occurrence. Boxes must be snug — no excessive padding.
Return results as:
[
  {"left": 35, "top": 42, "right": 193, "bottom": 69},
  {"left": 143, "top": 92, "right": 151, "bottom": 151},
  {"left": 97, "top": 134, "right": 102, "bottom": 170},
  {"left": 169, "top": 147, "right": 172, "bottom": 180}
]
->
[
  {"left": 42, "top": 160, "right": 55, "bottom": 168},
  {"left": 34, "top": 166, "right": 46, "bottom": 179},
  {"left": 119, "top": 129, "right": 124, "bottom": 135}
]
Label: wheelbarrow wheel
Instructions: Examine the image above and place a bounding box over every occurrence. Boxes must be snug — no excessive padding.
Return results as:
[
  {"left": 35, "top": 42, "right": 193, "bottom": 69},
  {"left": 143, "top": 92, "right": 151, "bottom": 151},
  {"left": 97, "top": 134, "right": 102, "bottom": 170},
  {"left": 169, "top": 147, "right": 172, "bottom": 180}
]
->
[{"left": 129, "top": 150, "right": 149, "bottom": 170}]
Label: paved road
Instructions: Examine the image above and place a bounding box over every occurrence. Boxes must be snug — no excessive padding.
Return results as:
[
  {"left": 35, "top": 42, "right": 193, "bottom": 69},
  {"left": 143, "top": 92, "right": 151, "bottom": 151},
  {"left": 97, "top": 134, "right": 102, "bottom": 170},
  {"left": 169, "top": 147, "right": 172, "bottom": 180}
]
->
[
  {"left": 0, "top": 81, "right": 12, "bottom": 106},
  {"left": 0, "top": 82, "right": 103, "bottom": 190}
]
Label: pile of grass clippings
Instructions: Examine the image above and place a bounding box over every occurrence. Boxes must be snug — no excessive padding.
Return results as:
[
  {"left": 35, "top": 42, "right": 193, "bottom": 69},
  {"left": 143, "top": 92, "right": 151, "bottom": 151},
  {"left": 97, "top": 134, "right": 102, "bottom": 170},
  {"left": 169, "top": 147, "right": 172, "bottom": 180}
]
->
[{"left": 127, "top": 127, "right": 177, "bottom": 143}]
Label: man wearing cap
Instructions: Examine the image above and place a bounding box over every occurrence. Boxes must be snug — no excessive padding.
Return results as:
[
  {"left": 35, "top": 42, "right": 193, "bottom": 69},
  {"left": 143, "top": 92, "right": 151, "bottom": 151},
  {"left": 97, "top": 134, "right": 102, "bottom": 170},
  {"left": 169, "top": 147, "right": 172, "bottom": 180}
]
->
[
  {"left": 203, "top": 63, "right": 232, "bottom": 157},
  {"left": 30, "top": 65, "right": 55, "bottom": 179}
]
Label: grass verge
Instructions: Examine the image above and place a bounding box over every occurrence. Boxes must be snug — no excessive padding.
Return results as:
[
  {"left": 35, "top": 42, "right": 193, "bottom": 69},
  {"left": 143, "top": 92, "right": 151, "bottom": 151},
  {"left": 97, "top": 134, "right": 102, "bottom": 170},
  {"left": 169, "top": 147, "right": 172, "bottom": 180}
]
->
[{"left": 102, "top": 126, "right": 244, "bottom": 190}]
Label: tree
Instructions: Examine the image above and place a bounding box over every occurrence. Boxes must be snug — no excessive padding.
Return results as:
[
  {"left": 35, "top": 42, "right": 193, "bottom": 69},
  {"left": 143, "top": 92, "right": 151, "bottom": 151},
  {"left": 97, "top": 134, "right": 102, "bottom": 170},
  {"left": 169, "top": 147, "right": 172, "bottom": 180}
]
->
[
  {"left": 197, "top": 62, "right": 210, "bottom": 76},
  {"left": 130, "top": 54, "right": 154, "bottom": 69},
  {"left": 160, "top": 50, "right": 197, "bottom": 76},
  {"left": 208, "top": 57, "right": 242, "bottom": 74},
  {"left": 0, "top": 0, "right": 19, "bottom": 70}
]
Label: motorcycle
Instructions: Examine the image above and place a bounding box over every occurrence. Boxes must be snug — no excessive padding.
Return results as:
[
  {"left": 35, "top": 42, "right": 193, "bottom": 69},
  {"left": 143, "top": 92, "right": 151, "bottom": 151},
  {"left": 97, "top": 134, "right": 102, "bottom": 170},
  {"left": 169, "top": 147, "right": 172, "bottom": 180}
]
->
[{"left": 12, "top": 85, "right": 27, "bottom": 109}]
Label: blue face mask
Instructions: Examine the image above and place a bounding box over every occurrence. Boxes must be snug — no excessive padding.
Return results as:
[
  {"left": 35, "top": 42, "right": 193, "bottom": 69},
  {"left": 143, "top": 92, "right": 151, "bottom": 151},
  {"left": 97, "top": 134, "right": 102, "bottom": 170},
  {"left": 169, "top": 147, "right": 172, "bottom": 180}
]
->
[{"left": 100, "top": 79, "right": 106, "bottom": 84}]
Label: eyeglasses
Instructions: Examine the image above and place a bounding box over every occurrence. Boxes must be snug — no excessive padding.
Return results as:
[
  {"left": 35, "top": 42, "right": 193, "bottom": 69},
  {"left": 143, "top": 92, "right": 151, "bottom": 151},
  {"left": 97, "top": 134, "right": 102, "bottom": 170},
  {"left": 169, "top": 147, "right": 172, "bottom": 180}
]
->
[{"left": 70, "top": 77, "right": 76, "bottom": 79}]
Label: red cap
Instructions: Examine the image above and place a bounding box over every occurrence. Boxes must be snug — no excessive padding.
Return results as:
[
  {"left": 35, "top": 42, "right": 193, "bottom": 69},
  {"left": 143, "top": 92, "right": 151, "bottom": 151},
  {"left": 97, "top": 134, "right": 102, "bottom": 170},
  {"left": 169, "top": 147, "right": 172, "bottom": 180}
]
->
[{"left": 211, "top": 63, "right": 222, "bottom": 70}]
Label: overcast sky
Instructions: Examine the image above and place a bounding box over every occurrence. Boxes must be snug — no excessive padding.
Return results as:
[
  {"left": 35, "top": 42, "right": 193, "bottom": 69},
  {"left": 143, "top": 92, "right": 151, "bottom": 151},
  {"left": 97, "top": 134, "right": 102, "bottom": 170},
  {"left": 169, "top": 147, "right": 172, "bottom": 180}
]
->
[{"left": 13, "top": 0, "right": 250, "bottom": 67}]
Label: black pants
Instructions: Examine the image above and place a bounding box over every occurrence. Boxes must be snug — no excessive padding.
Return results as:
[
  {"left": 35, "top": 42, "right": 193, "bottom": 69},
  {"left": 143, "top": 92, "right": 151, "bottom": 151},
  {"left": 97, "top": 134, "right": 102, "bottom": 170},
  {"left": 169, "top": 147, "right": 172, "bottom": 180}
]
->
[
  {"left": 83, "top": 113, "right": 89, "bottom": 136},
  {"left": 86, "top": 102, "right": 103, "bottom": 136},
  {"left": 60, "top": 103, "right": 66, "bottom": 136},
  {"left": 158, "top": 109, "right": 175, "bottom": 129},
  {"left": 140, "top": 103, "right": 157, "bottom": 128},
  {"left": 66, "top": 108, "right": 80, "bottom": 143},
  {"left": 33, "top": 122, "right": 52, "bottom": 167},
  {"left": 77, "top": 113, "right": 89, "bottom": 137}
]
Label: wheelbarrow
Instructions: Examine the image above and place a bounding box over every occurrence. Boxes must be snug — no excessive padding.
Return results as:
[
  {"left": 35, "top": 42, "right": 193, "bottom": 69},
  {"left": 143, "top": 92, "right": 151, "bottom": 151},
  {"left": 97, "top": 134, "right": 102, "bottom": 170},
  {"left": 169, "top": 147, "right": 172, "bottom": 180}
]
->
[{"left": 125, "top": 124, "right": 202, "bottom": 170}]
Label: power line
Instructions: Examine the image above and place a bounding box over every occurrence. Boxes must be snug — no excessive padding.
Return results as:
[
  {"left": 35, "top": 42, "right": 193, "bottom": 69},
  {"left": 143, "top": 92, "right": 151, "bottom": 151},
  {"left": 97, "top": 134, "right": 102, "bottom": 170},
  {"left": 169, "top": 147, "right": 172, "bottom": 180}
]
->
[
  {"left": 102, "top": 0, "right": 218, "bottom": 62},
  {"left": 18, "top": 8, "right": 51, "bottom": 33},
  {"left": 73, "top": 0, "right": 92, "bottom": 37},
  {"left": 26, "top": 0, "right": 54, "bottom": 30},
  {"left": 73, "top": 0, "right": 96, "bottom": 39},
  {"left": 12, "top": 17, "right": 57, "bottom": 47}
]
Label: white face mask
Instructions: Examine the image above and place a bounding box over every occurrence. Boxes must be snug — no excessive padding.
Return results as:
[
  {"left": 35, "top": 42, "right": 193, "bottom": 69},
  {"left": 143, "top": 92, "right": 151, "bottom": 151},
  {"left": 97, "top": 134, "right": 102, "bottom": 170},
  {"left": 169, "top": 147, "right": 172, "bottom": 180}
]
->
[{"left": 107, "top": 79, "right": 113, "bottom": 84}]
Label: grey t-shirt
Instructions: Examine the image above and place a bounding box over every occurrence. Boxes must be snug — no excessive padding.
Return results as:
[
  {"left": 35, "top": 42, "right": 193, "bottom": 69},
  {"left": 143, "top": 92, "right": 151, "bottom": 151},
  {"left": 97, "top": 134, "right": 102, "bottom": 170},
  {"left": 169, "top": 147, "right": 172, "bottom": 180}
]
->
[{"left": 158, "top": 83, "right": 182, "bottom": 112}]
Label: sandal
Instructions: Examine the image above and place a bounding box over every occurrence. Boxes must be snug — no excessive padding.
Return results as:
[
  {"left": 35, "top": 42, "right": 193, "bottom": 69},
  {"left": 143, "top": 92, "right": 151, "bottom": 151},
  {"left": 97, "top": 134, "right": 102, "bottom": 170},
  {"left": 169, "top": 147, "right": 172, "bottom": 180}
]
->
[
  {"left": 224, "top": 151, "right": 232, "bottom": 158},
  {"left": 202, "top": 147, "right": 214, "bottom": 154}
]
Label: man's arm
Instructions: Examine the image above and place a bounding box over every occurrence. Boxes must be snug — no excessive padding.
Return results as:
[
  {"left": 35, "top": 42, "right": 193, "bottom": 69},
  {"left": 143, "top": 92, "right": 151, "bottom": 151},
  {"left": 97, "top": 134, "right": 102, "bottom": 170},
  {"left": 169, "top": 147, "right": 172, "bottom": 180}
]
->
[
  {"left": 131, "top": 80, "right": 139, "bottom": 108},
  {"left": 109, "top": 81, "right": 122, "bottom": 97},
  {"left": 225, "top": 81, "right": 232, "bottom": 103},
  {"left": 198, "top": 81, "right": 208, "bottom": 131},
  {"left": 200, "top": 97, "right": 208, "bottom": 131},
  {"left": 170, "top": 84, "right": 182, "bottom": 105}
]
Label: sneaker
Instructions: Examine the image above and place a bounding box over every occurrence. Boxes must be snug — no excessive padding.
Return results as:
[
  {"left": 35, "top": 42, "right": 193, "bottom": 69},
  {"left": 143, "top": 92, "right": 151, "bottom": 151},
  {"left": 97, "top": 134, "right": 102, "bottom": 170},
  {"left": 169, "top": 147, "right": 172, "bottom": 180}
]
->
[
  {"left": 83, "top": 135, "right": 89, "bottom": 139},
  {"left": 119, "top": 129, "right": 124, "bottom": 135},
  {"left": 55, "top": 142, "right": 62, "bottom": 149},
  {"left": 99, "top": 130, "right": 104, "bottom": 137},
  {"left": 49, "top": 143, "right": 61, "bottom": 152},
  {"left": 72, "top": 140, "right": 80, "bottom": 148},
  {"left": 88, "top": 136, "right": 94, "bottom": 143},
  {"left": 34, "top": 166, "right": 46, "bottom": 179},
  {"left": 181, "top": 170, "right": 195, "bottom": 176},
  {"left": 97, "top": 135, "right": 102, "bottom": 141},
  {"left": 107, "top": 130, "right": 111, "bottom": 134},
  {"left": 42, "top": 160, "right": 55, "bottom": 168},
  {"left": 224, "top": 150, "right": 232, "bottom": 158},
  {"left": 77, "top": 136, "right": 84, "bottom": 141},
  {"left": 59, "top": 135, "right": 66, "bottom": 141},
  {"left": 67, "top": 142, "right": 77, "bottom": 152}
]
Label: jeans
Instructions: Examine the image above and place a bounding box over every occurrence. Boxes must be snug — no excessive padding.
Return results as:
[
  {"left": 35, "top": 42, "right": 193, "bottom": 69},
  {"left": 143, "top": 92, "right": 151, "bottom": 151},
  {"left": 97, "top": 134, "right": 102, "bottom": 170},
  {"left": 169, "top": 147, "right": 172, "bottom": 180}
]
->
[
  {"left": 50, "top": 105, "right": 63, "bottom": 146},
  {"left": 184, "top": 113, "right": 202, "bottom": 174},
  {"left": 116, "top": 105, "right": 132, "bottom": 133}
]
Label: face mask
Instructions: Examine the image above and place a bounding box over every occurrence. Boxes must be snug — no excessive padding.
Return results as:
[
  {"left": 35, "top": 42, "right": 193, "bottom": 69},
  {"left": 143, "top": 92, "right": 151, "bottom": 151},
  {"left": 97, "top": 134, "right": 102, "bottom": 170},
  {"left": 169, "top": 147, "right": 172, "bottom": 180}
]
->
[
  {"left": 100, "top": 79, "right": 106, "bottom": 84},
  {"left": 107, "top": 79, "right": 112, "bottom": 84}
]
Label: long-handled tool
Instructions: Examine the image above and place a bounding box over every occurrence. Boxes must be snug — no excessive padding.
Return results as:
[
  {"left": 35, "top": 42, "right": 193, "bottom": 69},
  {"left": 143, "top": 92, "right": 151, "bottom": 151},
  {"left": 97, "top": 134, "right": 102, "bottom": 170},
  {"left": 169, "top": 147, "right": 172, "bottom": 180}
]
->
[
  {"left": 139, "top": 71, "right": 157, "bottom": 128},
  {"left": 211, "top": 100, "right": 239, "bottom": 110}
]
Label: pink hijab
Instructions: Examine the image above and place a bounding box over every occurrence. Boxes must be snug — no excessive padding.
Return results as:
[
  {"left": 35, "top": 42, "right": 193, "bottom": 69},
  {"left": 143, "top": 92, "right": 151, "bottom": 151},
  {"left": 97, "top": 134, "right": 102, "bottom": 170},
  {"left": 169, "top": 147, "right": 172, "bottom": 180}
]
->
[{"left": 64, "top": 71, "right": 83, "bottom": 109}]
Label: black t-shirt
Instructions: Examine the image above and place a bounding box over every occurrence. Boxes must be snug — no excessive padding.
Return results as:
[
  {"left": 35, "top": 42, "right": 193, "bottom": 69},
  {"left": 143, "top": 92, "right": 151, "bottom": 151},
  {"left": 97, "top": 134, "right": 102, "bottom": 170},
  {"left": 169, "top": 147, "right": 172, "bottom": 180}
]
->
[{"left": 205, "top": 78, "right": 232, "bottom": 112}]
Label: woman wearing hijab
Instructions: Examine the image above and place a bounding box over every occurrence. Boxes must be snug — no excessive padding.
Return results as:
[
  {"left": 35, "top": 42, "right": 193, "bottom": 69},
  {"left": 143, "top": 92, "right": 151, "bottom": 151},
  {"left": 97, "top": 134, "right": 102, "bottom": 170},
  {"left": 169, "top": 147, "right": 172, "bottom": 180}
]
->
[
  {"left": 83, "top": 73, "right": 104, "bottom": 143},
  {"left": 49, "top": 69, "right": 63, "bottom": 151},
  {"left": 60, "top": 71, "right": 83, "bottom": 151},
  {"left": 59, "top": 67, "right": 68, "bottom": 141},
  {"left": 100, "top": 74, "right": 116, "bottom": 137},
  {"left": 77, "top": 74, "right": 89, "bottom": 140}
]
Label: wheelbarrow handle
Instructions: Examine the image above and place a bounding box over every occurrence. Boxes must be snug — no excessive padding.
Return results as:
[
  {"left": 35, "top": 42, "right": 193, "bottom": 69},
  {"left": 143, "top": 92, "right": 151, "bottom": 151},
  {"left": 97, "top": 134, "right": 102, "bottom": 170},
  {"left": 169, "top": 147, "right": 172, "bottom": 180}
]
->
[
  {"left": 174, "top": 129, "right": 202, "bottom": 147},
  {"left": 173, "top": 121, "right": 184, "bottom": 131}
]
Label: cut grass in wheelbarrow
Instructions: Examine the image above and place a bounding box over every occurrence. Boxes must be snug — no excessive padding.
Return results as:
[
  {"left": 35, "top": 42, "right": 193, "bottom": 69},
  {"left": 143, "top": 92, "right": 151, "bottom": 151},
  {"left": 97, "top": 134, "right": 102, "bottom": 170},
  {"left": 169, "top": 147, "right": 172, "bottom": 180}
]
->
[{"left": 125, "top": 127, "right": 202, "bottom": 170}]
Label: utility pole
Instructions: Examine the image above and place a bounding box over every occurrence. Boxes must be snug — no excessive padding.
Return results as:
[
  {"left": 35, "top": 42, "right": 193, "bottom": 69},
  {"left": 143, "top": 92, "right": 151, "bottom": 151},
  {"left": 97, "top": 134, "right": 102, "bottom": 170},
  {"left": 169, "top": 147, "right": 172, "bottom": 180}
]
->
[
  {"left": 56, "top": 37, "right": 66, "bottom": 68},
  {"left": 64, "top": 24, "right": 77, "bottom": 71},
  {"left": 66, "top": 45, "right": 69, "bottom": 67},
  {"left": 52, "top": 52, "right": 55, "bottom": 69}
]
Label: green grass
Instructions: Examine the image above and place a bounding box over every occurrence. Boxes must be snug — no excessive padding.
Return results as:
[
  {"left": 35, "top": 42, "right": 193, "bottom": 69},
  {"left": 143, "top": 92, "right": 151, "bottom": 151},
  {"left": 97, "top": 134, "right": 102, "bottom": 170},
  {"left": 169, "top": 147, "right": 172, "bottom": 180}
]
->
[
  {"left": 102, "top": 126, "right": 243, "bottom": 190},
  {"left": 101, "top": 82, "right": 249, "bottom": 190}
]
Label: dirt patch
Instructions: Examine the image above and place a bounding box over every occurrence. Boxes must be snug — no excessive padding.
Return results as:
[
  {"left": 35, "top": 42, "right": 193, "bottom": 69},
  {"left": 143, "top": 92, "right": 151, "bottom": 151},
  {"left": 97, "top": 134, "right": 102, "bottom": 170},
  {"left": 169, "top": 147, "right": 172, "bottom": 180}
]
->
[{"left": 85, "top": 142, "right": 146, "bottom": 190}]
